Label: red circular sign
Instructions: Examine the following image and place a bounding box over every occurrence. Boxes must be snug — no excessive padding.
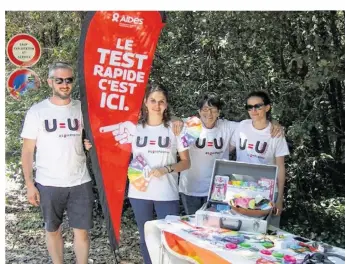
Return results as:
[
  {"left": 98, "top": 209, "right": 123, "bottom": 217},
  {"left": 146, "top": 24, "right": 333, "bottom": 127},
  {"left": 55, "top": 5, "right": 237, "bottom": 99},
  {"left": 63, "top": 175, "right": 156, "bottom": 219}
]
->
[
  {"left": 7, "top": 68, "right": 41, "bottom": 100},
  {"left": 6, "top": 34, "right": 41, "bottom": 67}
]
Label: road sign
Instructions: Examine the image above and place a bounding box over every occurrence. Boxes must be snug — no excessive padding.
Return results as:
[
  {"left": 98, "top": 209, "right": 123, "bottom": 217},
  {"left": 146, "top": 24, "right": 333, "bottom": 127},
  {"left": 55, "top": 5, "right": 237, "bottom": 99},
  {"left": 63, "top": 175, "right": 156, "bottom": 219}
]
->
[
  {"left": 7, "top": 68, "right": 41, "bottom": 100},
  {"left": 6, "top": 33, "right": 41, "bottom": 67}
]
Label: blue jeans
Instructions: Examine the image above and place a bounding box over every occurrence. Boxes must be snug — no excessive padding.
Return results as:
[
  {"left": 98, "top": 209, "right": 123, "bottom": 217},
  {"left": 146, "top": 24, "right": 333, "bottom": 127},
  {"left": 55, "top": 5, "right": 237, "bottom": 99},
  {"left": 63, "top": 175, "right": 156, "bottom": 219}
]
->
[
  {"left": 129, "top": 198, "right": 179, "bottom": 264},
  {"left": 180, "top": 193, "right": 208, "bottom": 215}
]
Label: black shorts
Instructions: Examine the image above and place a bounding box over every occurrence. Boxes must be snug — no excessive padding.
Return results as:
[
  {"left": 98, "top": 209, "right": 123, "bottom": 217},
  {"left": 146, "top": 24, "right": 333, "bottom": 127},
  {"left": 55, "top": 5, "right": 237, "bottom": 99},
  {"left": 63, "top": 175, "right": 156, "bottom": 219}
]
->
[{"left": 35, "top": 181, "right": 94, "bottom": 232}]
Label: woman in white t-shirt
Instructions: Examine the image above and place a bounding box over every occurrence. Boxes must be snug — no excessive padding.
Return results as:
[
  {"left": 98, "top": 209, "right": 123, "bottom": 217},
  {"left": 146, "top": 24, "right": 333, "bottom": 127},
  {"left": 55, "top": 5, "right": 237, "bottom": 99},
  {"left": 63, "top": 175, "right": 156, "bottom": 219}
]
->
[
  {"left": 178, "top": 94, "right": 238, "bottom": 215},
  {"left": 86, "top": 85, "right": 190, "bottom": 264},
  {"left": 230, "top": 90, "right": 290, "bottom": 221},
  {"left": 131, "top": 85, "right": 191, "bottom": 264},
  {"left": 177, "top": 93, "right": 283, "bottom": 216}
]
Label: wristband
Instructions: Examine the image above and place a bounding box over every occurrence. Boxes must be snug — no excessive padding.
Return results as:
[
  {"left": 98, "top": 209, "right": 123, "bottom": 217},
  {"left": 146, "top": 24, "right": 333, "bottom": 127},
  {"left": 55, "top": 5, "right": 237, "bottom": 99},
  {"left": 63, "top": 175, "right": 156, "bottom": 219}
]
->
[{"left": 169, "top": 165, "right": 174, "bottom": 173}]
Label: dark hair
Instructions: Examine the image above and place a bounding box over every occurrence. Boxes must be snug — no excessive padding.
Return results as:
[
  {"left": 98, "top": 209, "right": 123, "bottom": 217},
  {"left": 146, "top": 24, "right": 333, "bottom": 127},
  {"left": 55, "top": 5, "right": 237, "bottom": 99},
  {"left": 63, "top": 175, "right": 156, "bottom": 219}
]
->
[
  {"left": 197, "top": 93, "right": 224, "bottom": 111},
  {"left": 245, "top": 90, "right": 272, "bottom": 120},
  {"left": 139, "top": 84, "right": 171, "bottom": 128}
]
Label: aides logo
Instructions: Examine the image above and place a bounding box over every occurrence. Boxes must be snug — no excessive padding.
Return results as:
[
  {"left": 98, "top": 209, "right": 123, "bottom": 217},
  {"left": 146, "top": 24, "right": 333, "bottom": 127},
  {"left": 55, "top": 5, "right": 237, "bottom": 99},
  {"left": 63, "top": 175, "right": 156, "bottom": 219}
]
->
[{"left": 112, "top": 13, "right": 144, "bottom": 28}]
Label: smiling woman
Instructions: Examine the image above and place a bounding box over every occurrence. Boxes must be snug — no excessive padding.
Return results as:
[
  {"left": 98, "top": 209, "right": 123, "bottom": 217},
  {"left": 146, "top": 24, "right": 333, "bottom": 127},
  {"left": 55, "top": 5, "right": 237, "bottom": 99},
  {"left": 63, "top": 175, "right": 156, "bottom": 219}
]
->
[
  {"left": 230, "top": 91, "right": 290, "bottom": 226},
  {"left": 84, "top": 84, "right": 192, "bottom": 264},
  {"left": 245, "top": 91, "right": 272, "bottom": 122},
  {"left": 177, "top": 92, "right": 284, "bottom": 216},
  {"left": 125, "top": 84, "right": 191, "bottom": 264},
  {"left": 179, "top": 93, "right": 240, "bottom": 215},
  {"left": 197, "top": 93, "right": 223, "bottom": 129},
  {"left": 139, "top": 85, "right": 170, "bottom": 128}
]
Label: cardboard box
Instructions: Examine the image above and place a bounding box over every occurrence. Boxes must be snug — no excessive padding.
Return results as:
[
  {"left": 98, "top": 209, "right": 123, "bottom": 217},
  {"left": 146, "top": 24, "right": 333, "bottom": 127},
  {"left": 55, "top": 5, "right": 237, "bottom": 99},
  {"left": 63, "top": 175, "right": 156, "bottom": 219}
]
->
[{"left": 195, "top": 159, "right": 278, "bottom": 233}]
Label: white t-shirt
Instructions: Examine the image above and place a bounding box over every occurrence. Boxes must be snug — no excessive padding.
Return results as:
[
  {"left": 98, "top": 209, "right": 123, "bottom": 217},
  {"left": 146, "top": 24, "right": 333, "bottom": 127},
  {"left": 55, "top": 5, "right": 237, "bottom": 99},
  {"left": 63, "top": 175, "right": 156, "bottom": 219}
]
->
[
  {"left": 231, "top": 120, "right": 290, "bottom": 165},
  {"left": 20, "top": 99, "right": 91, "bottom": 187},
  {"left": 128, "top": 123, "right": 189, "bottom": 201},
  {"left": 179, "top": 119, "right": 239, "bottom": 197}
]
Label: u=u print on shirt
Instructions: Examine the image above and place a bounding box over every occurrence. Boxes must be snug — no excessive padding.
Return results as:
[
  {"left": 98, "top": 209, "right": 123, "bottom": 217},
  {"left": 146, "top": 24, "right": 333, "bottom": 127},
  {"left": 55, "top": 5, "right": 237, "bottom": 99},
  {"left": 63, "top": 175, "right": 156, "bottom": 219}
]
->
[
  {"left": 136, "top": 136, "right": 171, "bottom": 148},
  {"left": 195, "top": 137, "right": 224, "bottom": 149},
  {"left": 44, "top": 118, "right": 81, "bottom": 132}
]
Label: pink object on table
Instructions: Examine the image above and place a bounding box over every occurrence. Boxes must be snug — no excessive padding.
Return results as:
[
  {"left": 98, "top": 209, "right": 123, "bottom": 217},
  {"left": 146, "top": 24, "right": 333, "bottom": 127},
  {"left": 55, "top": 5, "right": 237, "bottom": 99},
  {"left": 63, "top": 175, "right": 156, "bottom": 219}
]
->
[
  {"left": 260, "top": 249, "right": 272, "bottom": 255},
  {"left": 225, "top": 243, "right": 238, "bottom": 249},
  {"left": 283, "top": 255, "right": 297, "bottom": 264}
]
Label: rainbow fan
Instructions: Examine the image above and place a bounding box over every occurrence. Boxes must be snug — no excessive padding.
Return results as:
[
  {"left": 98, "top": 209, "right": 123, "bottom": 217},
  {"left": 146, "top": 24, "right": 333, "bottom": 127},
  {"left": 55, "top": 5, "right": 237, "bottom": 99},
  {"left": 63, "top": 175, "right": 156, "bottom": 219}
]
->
[
  {"left": 127, "top": 154, "right": 151, "bottom": 192},
  {"left": 181, "top": 116, "right": 202, "bottom": 147}
]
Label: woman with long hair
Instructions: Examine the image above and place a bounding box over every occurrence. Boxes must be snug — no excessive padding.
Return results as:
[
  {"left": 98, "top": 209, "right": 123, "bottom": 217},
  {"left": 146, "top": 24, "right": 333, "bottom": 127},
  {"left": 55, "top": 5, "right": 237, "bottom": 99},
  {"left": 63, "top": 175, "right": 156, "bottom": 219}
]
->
[{"left": 85, "top": 84, "right": 190, "bottom": 264}]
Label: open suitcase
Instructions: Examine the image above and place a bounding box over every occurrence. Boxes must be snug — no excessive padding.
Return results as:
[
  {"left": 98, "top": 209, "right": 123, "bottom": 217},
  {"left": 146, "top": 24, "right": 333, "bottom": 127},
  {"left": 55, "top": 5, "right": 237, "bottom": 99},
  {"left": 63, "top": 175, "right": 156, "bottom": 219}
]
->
[{"left": 195, "top": 159, "right": 278, "bottom": 233}]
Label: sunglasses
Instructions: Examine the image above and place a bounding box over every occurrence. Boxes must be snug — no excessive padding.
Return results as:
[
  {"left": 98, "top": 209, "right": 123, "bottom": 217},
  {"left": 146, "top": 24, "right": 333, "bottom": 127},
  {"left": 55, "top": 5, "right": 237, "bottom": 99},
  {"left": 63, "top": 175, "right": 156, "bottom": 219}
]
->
[
  {"left": 245, "top": 103, "right": 266, "bottom": 111},
  {"left": 51, "top": 77, "right": 74, "bottom": 84}
]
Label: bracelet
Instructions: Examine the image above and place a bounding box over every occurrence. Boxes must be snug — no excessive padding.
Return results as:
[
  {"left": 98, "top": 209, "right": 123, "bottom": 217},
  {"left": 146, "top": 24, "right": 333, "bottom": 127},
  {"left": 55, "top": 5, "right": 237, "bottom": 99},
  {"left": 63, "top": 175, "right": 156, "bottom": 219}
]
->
[{"left": 164, "top": 166, "right": 170, "bottom": 173}]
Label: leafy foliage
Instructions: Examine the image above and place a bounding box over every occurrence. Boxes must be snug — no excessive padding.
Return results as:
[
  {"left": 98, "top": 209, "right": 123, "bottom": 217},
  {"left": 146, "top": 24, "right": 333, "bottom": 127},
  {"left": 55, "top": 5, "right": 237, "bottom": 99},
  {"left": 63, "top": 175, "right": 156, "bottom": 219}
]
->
[{"left": 5, "top": 11, "right": 345, "bottom": 251}]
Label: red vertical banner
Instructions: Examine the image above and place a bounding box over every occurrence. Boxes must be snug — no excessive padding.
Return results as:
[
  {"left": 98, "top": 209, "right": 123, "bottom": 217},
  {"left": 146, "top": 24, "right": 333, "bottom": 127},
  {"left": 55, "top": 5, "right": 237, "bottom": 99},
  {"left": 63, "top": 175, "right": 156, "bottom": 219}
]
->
[{"left": 78, "top": 11, "right": 166, "bottom": 250}]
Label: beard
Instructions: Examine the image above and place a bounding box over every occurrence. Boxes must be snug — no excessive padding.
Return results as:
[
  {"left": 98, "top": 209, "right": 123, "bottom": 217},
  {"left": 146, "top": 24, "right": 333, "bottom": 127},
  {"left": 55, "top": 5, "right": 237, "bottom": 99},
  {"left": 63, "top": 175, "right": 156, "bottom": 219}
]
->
[{"left": 52, "top": 87, "right": 72, "bottom": 100}]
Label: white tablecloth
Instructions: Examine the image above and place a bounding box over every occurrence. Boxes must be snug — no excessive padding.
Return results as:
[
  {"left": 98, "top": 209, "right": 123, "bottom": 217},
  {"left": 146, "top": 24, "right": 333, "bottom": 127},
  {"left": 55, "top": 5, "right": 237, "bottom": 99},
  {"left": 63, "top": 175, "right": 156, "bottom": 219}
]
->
[{"left": 144, "top": 216, "right": 345, "bottom": 264}]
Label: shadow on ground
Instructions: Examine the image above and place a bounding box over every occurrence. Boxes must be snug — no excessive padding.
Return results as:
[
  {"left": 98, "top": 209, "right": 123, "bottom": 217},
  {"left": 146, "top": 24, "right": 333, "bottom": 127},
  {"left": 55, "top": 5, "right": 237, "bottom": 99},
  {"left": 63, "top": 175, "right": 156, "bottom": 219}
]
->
[{"left": 5, "top": 178, "right": 143, "bottom": 264}]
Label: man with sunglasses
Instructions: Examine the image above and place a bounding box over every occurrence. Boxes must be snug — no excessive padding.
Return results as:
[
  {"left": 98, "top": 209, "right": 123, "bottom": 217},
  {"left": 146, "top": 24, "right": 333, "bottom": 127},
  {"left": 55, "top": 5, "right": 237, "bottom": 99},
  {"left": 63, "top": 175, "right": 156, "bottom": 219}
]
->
[{"left": 21, "top": 62, "right": 93, "bottom": 264}]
